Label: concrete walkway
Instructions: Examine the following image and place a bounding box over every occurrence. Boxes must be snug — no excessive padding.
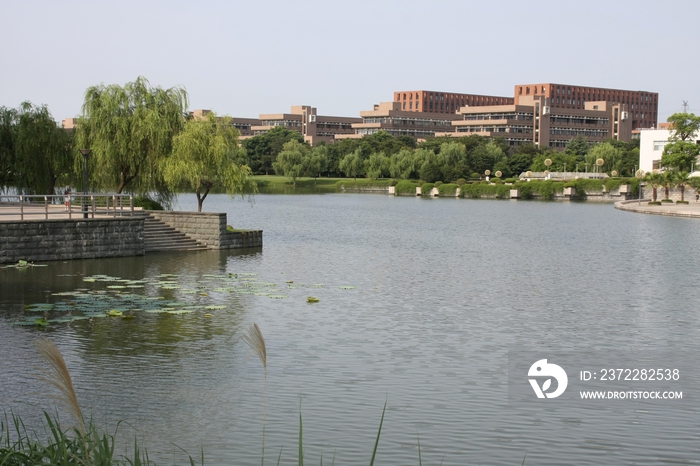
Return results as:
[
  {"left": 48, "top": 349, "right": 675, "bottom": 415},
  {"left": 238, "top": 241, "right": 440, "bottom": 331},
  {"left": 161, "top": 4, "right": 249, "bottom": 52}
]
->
[
  {"left": 0, "top": 203, "right": 137, "bottom": 221},
  {"left": 615, "top": 199, "right": 700, "bottom": 218}
]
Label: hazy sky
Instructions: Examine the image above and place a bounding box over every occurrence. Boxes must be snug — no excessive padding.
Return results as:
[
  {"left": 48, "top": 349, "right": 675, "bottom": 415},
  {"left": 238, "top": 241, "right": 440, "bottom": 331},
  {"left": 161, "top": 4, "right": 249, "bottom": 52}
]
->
[{"left": 2, "top": 0, "right": 697, "bottom": 124}]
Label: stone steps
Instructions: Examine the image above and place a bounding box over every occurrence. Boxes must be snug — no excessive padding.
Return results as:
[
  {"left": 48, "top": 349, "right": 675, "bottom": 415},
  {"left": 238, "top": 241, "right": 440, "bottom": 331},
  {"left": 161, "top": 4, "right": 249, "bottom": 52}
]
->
[{"left": 136, "top": 213, "right": 207, "bottom": 252}]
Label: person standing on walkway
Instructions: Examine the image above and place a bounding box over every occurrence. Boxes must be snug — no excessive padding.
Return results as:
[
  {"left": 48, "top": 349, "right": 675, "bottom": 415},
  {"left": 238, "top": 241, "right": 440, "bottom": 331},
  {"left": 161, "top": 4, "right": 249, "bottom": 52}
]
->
[{"left": 64, "top": 187, "right": 71, "bottom": 211}]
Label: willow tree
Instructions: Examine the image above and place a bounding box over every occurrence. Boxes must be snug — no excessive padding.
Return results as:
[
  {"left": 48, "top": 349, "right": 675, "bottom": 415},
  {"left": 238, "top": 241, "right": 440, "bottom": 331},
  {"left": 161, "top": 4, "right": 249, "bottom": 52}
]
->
[
  {"left": 163, "top": 112, "right": 256, "bottom": 212},
  {"left": 273, "top": 140, "right": 308, "bottom": 186},
  {"left": 0, "top": 106, "right": 18, "bottom": 189},
  {"left": 76, "top": 77, "right": 187, "bottom": 198},
  {"left": 14, "top": 102, "right": 74, "bottom": 195}
]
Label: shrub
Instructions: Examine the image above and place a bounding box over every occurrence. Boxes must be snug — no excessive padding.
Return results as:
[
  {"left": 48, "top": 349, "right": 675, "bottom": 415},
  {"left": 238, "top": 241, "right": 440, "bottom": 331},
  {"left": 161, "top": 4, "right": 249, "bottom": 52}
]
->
[
  {"left": 421, "top": 182, "right": 435, "bottom": 196},
  {"left": 496, "top": 184, "right": 512, "bottom": 198},
  {"left": 602, "top": 178, "right": 622, "bottom": 192},
  {"left": 434, "top": 181, "right": 443, "bottom": 187},
  {"left": 460, "top": 183, "right": 498, "bottom": 198},
  {"left": 504, "top": 178, "right": 517, "bottom": 183},
  {"left": 661, "top": 199, "right": 674, "bottom": 203},
  {"left": 134, "top": 196, "right": 164, "bottom": 210},
  {"left": 437, "top": 183, "right": 458, "bottom": 196},
  {"left": 470, "top": 173, "right": 480, "bottom": 180},
  {"left": 648, "top": 201, "right": 662, "bottom": 205},
  {"left": 389, "top": 179, "right": 398, "bottom": 187},
  {"left": 677, "top": 200, "right": 689, "bottom": 204},
  {"left": 395, "top": 180, "right": 418, "bottom": 195},
  {"left": 517, "top": 183, "right": 533, "bottom": 199},
  {"left": 456, "top": 178, "right": 467, "bottom": 186},
  {"left": 480, "top": 180, "right": 490, "bottom": 184}
]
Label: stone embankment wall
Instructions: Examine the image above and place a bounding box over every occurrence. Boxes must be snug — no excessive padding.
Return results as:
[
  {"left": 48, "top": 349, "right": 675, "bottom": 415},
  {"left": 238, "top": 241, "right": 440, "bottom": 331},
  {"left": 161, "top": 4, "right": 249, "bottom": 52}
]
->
[
  {"left": 148, "top": 211, "right": 262, "bottom": 249},
  {"left": 0, "top": 218, "right": 144, "bottom": 264},
  {"left": 640, "top": 185, "right": 699, "bottom": 202}
]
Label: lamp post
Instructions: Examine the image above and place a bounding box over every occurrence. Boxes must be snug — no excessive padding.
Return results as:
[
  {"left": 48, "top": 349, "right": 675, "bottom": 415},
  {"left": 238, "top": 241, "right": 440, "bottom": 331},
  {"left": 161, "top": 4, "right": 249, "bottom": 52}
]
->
[
  {"left": 79, "top": 149, "right": 92, "bottom": 218},
  {"left": 636, "top": 169, "right": 645, "bottom": 206}
]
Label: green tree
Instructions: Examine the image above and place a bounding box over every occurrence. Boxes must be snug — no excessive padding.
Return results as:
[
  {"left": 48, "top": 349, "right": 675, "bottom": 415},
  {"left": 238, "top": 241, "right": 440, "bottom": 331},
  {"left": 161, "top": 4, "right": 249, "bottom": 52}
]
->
[
  {"left": 469, "top": 141, "right": 503, "bottom": 175},
  {"left": 661, "top": 141, "right": 699, "bottom": 171},
  {"left": 0, "top": 107, "right": 18, "bottom": 189},
  {"left": 76, "top": 76, "right": 188, "bottom": 197},
  {"left": 163, "top": 112, "right": 254, "bottom": 212},
  {"left": 389, "top": 149, "right": 415, "bottom": 180},
  {"left": 364, "top": 151, "right": 389, "bottom": 179},
  {"left": 661, "top": 170, "right": 675, "bottom": 200},
  {"left": 564, "top": 135, "right": 589, "bottom": 158},
  {"left": 507, "top": 153, "right": 535, "bottom": 177},
  {"left": 585, "top": 142, "right": 622, "bottom": 174},
  {"left": 419, "top": 156, "right": 443, "bottom": 183},
  {"left": 15, "top": 102, "right": 74, "bottom": 195},
  {"left": 645, "top": 171, "right": 664, "bottom": 202},
  {"left": 273, "top": 140, "right": 309, "bottom": 186},
  {"left": 673, "top": 170, "right": 690, "bottom": 202},
  {"left": 242, "top": 126, "right": 304, "bottom": 175},
  {"left": 339, "top": 149, "right": 365, "bottom": 179},
  {"left": 303, "top": 145, "right": 328, "bottom": 185},
  {"left": 492, "top": 159, "right": 511, "bottom": 178},
  {"left": 666, "top": 113, "right": 700, "bottom": 141},
  {"left": 661, "top": 113, "right": 700, "bottom": 171}
]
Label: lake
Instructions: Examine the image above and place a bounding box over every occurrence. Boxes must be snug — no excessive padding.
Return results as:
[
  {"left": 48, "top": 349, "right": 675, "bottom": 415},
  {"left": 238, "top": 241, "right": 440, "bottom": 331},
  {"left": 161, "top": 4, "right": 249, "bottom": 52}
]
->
[{"left": 1, "top": 193, "right": 699, "bottom": 465}]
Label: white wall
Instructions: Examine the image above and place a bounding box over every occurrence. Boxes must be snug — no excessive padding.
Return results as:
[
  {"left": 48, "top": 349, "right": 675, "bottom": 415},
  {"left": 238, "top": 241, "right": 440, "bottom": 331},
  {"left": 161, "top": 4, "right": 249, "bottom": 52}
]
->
[
  {"left": 639, "top": 129, "right": 671, "bottom": 173},
  {"left": 639, "top": 128, "right": 700, "bottom": 173}
]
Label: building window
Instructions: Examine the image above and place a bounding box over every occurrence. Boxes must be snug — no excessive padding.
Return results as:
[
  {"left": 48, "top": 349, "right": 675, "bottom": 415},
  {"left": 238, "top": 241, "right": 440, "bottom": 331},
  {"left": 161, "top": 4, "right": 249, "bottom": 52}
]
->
[{"left": 403, "top": 102, "right": 406, "bottom": 109}]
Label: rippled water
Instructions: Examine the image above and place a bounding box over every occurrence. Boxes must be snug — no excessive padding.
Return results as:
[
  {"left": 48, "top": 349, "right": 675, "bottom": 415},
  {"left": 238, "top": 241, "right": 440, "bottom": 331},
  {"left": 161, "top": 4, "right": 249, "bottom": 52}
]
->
[{"left": 2, "top": 194, "right": 700, "bottom": 465}]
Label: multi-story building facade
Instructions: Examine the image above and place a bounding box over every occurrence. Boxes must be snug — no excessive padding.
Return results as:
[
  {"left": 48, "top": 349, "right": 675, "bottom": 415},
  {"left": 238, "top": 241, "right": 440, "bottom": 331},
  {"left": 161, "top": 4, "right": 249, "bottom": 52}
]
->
[
  {"left": 393, "top": 90, "right": 513, "bottom": 114},
  {"left": 438, "top": 95, "right": 632, "bottom": 148},
  {"left": 190, "top": 109, "right": 259, "bottom": 137},
  {"left": 249, "top": 105, "right": 360, "bottom": 145},
  {"left": 336, "top": 102, "right": 464, "bottom": 140},
  {"left": 513, "top": 83, "right": 658, "bottom": 130}
]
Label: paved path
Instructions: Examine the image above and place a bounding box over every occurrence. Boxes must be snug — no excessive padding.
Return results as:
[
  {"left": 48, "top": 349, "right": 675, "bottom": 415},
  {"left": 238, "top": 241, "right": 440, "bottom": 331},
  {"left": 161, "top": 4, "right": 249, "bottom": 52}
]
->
[
  {"left": 0, "top": 203, "right": 136, "bottom": 221},
  {"left": 615, "top": 199, "right": 700, "bottom": 218}
]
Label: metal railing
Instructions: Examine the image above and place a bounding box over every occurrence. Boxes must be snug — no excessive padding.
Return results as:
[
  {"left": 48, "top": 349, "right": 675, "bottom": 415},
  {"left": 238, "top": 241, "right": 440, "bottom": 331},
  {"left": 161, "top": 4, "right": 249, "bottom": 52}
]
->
[{"left": 0, "top": 194, "right": 134, "bottom": 220}]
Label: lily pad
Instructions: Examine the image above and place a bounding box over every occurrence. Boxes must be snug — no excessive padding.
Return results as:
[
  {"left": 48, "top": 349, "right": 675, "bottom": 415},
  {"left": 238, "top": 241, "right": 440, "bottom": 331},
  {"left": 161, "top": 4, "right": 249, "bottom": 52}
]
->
[{"left": 339, "top": 286, "right": 356, "bottom": 290}]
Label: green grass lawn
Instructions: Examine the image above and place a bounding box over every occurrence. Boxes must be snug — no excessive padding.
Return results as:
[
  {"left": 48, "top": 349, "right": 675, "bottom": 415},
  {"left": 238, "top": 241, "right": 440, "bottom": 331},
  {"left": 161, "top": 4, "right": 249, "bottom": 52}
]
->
[{"left": 250, "top": 175, "right": 393, "bottom": 191}]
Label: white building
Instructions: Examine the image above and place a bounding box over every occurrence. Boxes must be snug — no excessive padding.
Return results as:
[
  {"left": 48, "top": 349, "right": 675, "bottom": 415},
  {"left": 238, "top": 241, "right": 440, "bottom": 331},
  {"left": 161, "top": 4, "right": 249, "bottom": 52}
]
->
[
  {"left": 639, "top": 129, "right": 671, "bottom": 173},
  {"left": 639, "top": 127, "right": 700, "bottom": 173}
]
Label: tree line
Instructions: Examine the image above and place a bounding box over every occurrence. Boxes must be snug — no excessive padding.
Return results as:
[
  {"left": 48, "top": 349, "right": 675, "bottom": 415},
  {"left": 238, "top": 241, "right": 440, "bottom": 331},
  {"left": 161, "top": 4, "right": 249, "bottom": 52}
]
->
[
  {"left": 0, "top": 77, "right": 253, "bottom": 211},
  {"left": 251, "top": 128, "right": 642, "bottom": 183},
  {"left": 2, "top": 75, "right": 696, "bottom": 206}
]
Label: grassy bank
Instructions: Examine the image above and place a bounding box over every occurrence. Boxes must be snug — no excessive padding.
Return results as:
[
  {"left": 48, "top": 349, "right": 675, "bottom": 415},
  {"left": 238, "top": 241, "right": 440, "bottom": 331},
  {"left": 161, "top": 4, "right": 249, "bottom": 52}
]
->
[{"left": 247, "top": 175, "right": 638, "bottom": 200}]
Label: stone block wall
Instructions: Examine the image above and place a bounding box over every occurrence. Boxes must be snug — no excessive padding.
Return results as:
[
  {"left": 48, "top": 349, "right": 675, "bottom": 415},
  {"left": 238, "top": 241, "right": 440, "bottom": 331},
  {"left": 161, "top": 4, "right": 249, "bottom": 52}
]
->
[
  {"left": 148, "top": 211, "right": 262, "bottom": 249},
  {"left": 640, "top": 185, "right": 700, "bottom": 202},
  {"left": 0, "top": 217, "right": 144, "bottom": 264}
]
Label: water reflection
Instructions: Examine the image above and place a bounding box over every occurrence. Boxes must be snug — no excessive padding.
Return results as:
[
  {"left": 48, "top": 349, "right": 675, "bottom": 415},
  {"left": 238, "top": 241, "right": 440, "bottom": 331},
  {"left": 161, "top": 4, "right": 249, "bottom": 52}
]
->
[{"left": 2, "top": 195, "right": 700, "bottom": 465}]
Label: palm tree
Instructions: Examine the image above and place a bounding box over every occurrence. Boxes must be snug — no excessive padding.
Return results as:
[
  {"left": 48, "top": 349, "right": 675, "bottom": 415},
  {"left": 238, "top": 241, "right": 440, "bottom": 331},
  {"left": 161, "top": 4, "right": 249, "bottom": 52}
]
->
[
  {"left": 645, "top": 171, "right": 664, "bottom": 202},
  {"left": 662, "top": 170, "right": 675, "bottom": 200},
  {"left": 673, "top": 171, "right": 690, "bottom": 202}
]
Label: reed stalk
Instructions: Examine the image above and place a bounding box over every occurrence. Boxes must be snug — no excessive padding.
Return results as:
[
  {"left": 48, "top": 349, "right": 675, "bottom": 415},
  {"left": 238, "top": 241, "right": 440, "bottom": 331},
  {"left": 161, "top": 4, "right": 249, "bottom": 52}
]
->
[{"left": 242, "top": 322, "right": 267, "bottom": 466}]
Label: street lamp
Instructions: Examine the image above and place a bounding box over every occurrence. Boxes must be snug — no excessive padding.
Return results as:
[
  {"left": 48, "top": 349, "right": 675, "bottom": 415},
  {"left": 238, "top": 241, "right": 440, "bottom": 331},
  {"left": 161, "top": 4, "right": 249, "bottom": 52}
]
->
[
  {"left": 636, "top": 169, "right": 645, "bottom": 205},
  {"left": 79, "top": 149, "right": 92, "bottom": 218}
]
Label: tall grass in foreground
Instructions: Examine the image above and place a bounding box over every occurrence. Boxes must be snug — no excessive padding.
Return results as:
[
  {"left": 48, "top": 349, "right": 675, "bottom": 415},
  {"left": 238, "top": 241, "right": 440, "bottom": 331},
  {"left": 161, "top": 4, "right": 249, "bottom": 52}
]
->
[
  {"left": 242, "top": 323, "right": 267, "bottom": 466},
  {"left": 3, "top": 337, "right": 527, "bottom": 464},
  {"left": 0, "top": 338, "right": 201, "bottom": 466}
]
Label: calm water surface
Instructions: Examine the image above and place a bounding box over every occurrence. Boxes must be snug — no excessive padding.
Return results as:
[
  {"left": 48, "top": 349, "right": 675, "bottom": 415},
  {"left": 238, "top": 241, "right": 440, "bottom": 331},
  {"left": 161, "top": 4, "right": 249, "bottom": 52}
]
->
[{"left": 1, "top": 194, "right": 699, "bottom": 465}]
